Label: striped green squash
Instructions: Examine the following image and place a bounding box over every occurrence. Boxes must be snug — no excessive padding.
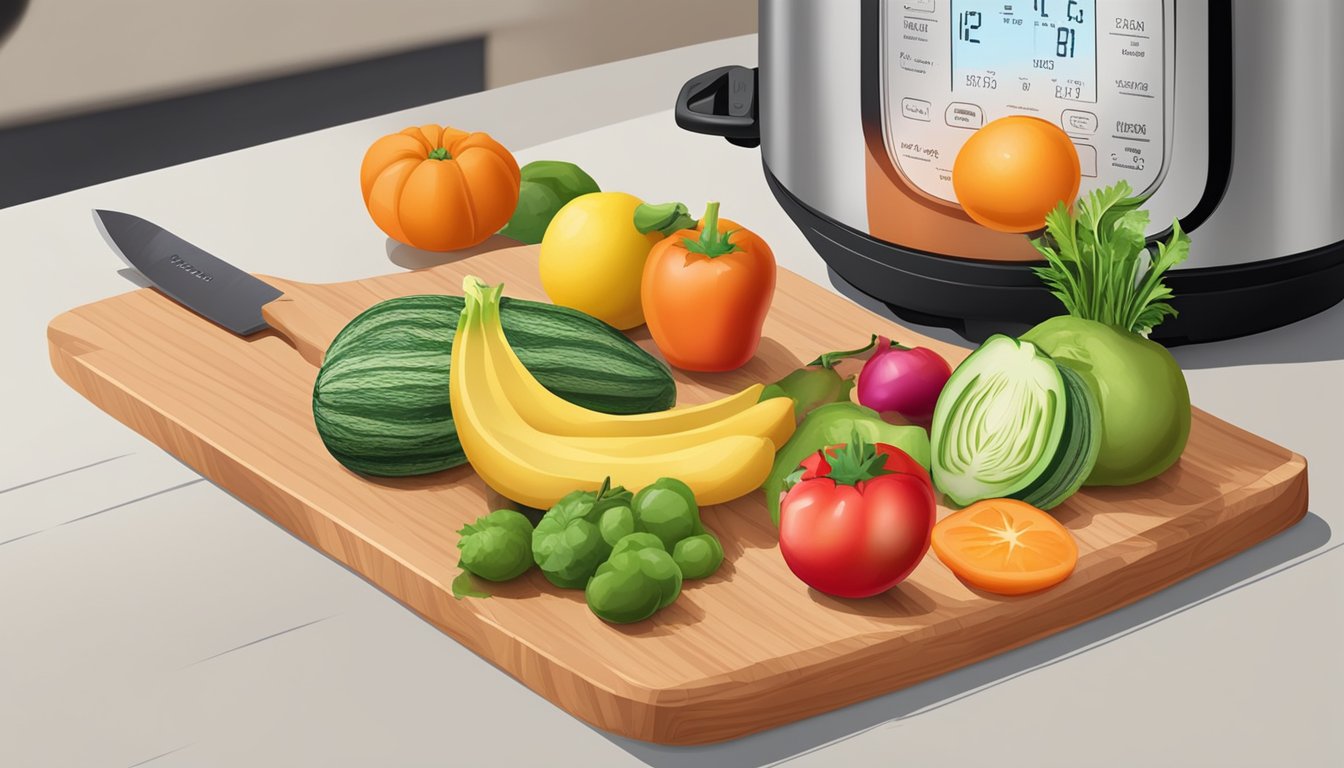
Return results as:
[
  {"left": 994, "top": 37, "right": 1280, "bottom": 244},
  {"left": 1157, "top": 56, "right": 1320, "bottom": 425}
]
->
[{"left": 313, "top": 294, "right": 677, "bottom": 477}]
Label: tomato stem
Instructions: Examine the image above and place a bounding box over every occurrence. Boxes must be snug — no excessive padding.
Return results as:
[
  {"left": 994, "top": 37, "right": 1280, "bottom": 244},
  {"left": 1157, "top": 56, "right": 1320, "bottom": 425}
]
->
[
  {"left": 682, "top": 202, "right": 740, "bottom": 258},
  {"left": 822, "top": 432, "right": 895, "bottom": 487}
]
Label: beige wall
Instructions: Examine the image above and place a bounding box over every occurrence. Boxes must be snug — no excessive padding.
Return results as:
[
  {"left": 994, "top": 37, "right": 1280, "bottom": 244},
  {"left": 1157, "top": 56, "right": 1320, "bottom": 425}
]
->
[
  {"left": 487, "top": 0, "right": 756, "bottom": 88},
  {"left": 0, "top": 0, "right": 755, "bottom": 129}
]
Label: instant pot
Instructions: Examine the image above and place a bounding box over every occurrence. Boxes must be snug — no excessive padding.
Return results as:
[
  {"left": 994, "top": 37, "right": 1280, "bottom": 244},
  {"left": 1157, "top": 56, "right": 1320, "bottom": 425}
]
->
[{"left": 676, "top": 0, "right": 1344, "bottom": 343}]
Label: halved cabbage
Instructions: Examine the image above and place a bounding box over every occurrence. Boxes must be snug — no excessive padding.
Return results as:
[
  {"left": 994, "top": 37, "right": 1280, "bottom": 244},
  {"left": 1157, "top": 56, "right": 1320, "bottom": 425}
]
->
[{"left": 931, "top": 335, "right": 1100, "bottom": 510}]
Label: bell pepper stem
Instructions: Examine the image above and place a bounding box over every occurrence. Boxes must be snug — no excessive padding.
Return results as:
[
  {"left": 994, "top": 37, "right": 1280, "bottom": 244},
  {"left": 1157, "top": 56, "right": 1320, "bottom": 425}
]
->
[
  {"left": 702, "top": 202, "right": 721, "bottom": 244},
  {"left": 682, "top": 201, "right": 741, "bottom": 258}
]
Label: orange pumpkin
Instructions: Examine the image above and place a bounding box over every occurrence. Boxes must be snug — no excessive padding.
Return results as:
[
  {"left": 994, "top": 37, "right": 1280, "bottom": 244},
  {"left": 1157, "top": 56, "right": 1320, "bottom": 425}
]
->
[{"left": 360, "top": 124, "right": 521, "bottom": 251}]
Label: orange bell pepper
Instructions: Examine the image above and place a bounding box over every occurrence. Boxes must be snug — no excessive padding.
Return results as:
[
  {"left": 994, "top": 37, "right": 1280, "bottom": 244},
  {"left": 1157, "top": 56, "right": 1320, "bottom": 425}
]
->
[{"left": 640, "top": 202, "right": 776, "bottom": 372}]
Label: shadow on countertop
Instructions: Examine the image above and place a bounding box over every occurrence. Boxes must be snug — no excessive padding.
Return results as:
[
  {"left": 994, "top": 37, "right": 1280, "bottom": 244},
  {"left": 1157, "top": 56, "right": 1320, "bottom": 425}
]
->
[
  {"left": 826, "top": 267, "right": 1344, "bottom": 369},
  {"left": 116, "top": 268, "right": 152, "bottom": 289},
  {"left": 601, "top": 512, "right": 1334, "bottom": 768},
  {"left": 386, "top": 235, "right": 524, "bottom": 271},
  {"left": 1168, "top": 298, "right": 1344, "bottom": 369}
]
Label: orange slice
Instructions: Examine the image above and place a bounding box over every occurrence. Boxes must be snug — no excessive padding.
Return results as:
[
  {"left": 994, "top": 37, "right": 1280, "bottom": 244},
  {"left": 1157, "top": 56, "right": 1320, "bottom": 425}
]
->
[{"left": 931, "top": 498, "right": 1078, "bottom": 595}]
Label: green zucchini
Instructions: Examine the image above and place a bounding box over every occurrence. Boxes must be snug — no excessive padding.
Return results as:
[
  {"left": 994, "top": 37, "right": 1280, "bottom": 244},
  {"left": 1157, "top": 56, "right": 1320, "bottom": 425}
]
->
[{"left": 313, "top": 295, "right": 676, "bottom": 477}]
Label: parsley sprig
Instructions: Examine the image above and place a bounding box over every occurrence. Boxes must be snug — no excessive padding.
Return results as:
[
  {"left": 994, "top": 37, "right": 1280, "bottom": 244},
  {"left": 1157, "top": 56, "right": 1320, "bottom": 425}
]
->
[{"left": 1030, "top": 181, "right": 1191, "bottom": 336}]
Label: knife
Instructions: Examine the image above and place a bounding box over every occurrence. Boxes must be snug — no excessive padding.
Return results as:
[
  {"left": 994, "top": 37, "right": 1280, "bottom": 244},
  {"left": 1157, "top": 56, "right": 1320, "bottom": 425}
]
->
[
  {"left": 95, "top": 209, "right": 285, "bottom": 336},
  {"left": 95, "top": 208, "right": 363, "bottom": 368}
]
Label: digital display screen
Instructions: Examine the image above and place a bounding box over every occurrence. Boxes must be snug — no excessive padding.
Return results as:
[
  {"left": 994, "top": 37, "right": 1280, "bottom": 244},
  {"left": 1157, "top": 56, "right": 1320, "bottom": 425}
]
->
[{"left": 952, "top": 0, "right": 1097, "bottom": 103}]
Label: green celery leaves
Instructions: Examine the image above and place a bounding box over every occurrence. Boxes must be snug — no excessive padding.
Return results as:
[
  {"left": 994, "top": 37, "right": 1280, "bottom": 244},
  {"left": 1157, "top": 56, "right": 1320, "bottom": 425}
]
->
[{"left": 1030, "top": 181, "right": 1191, "bottom": 336}]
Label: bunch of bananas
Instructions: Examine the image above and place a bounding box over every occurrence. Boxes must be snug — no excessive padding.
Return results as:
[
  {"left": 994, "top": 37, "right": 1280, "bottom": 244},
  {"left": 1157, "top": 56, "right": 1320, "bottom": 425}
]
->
[{"left": 450, "top": 278, "right": 795, "bottom": 509}]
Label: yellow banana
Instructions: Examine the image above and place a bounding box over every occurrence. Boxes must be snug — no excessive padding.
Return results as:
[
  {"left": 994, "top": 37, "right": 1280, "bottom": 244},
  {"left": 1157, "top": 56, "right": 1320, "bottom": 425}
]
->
[
  {"left": 552, "top": 395, "right": 795, "bottom": 456},
  {"left": 473, "top": 280, "right": 769, "bottom": 437},
  {"left": 474, "top": 277, "right": 793, "bottom": 452},
  {"left": 451, "top": 282, "right": 776, "bottom": 508}
]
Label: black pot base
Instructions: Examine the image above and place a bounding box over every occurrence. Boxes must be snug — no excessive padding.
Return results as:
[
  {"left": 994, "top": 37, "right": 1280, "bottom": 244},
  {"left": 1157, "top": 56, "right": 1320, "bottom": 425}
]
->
[{"left": 765, "top": 165, "right": 1344, "bottom": 346}]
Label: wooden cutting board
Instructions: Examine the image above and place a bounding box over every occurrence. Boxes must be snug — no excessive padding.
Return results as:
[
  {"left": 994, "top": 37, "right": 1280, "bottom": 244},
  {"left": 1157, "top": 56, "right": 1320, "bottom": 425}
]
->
[{"left": 47, "top": 245, "right": 1308, "bottom": 745}]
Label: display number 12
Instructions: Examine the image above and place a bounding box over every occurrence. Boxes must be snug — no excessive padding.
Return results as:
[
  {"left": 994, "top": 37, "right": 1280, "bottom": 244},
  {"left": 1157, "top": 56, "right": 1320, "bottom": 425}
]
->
[{"left": 959, "top": 10, "right": 982, "bottom": 43}]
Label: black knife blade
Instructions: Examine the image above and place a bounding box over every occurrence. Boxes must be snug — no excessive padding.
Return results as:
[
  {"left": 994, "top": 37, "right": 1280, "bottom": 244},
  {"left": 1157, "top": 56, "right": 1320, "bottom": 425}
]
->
[{"left": 95, "top": 209, "right": 284, "bottom": 335}]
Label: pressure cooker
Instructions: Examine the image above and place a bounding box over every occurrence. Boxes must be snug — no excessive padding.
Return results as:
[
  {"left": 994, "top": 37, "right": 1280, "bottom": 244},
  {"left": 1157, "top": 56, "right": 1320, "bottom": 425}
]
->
[{"left": 675, "top": 0, "right": 1344, "bottom": 343}]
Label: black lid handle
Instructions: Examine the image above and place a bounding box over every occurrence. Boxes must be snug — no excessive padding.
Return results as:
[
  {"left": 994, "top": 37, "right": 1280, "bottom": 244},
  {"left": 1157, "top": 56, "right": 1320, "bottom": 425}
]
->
[{"left": 675, "top": 65, "right": 759, "bottom": 148}]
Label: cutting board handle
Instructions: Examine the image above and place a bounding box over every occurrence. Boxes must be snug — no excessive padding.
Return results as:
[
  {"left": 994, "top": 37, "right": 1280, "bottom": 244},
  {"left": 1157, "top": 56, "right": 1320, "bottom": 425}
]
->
[
  {"left": 257, "top": 275, "right": 383, "bottom": 367},
  {"left": 253, "top": 256, "right": 513, "bottom": 367}
]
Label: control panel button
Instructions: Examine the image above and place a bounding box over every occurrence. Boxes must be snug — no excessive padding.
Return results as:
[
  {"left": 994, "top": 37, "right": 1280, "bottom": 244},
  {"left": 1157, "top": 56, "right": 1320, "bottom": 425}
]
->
[
  {"left": 1110, "top": 146, "right": 1148, "bottom": 172},
  {"left": 1117, "top": 41, "right": 1150, "bottom": 60},
  {"left": 1107, "top": 12, "right": 1155, "bottom": 61},
  {"left": 898, "top": 50, "right": 935, "bottom": 75},
  {"left": 1108, "top": 14, "right": 1154, "bottom": 42},
  {"left": 1113, "top": 78, "right": 1154, "bottom": 98},
  {"left": 1062, "top": 109, "right": 1098, "bottom": 135},
  {"left": 1101, "top": 4, "right": 1162, "bottom": 67},
  {"left": 903, "top": 0, "right": 935, "bottom": 11},
  {"left": 945, "top": 102, "right": 983, "bottom": 129},
  {"left": 1074, "top": 144, "right": 1098, "bottom": 177},
  {"left": 902, "top": 98, "right": 932, "bottom": 122},
  {"left": 900, "top": 15, "right": 934, "bottom": 42},
  {"left": 1112, "top": 119, "right": 1151, "bottom": 142}
]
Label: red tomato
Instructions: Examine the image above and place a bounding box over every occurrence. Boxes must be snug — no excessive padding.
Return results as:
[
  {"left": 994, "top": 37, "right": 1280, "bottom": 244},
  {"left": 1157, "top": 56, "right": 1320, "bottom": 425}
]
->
[{"left": 779, "top": 441, "right": 936, "bottom": 598}]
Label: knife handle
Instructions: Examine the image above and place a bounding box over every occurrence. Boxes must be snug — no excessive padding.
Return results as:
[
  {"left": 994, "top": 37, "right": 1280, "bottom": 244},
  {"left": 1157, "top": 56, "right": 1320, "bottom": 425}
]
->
[{"left": 256, "top": 275, "right": 386, "bottom": 367}]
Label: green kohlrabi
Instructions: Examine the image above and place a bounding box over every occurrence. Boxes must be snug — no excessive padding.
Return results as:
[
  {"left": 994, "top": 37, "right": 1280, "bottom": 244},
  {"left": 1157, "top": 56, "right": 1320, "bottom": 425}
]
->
[{"left": 1023, "top": 180, "right": 1192, "bottom": 486}]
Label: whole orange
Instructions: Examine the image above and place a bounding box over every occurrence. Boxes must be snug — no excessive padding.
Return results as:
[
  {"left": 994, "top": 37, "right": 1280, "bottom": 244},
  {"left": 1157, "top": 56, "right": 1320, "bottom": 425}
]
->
[{"left": 951, "top": 116, "right": 1081, "bottom": 233}]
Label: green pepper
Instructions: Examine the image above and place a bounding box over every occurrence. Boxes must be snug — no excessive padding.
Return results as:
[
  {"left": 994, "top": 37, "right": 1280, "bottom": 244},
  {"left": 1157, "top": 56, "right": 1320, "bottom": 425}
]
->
[
  {"left": 500, "top": 161, "right": 601, "bottom": 244},
  {"left": 763, "top": 402, "right": 931, "bottom": 524},
  {"left": 759, "top": 340, "right": 878, "bottom": 420}
]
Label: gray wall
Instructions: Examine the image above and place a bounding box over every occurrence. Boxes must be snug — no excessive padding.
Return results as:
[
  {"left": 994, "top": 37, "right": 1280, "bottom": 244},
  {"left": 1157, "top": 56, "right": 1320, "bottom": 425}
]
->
[{"left": 0, "top": 0, "right": 756, "bottom": 129}]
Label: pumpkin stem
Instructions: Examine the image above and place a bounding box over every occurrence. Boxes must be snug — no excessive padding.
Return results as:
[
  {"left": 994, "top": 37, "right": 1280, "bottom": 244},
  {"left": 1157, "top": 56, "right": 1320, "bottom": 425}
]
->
[{"left": 428, "top": 147, "right": 451, "bottom": 161}]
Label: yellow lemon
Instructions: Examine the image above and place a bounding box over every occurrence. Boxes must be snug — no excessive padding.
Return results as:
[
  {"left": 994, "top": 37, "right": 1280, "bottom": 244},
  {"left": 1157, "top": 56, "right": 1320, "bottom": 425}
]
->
[{"left": 539, "top": 191, "right": 661, "bottom": 330}]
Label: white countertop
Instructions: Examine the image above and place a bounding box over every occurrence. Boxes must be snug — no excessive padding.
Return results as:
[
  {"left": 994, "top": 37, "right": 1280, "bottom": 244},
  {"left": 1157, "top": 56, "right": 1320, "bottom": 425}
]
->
[{"left": 2, "top": 35, "right": 1342, "bottom": 767}]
